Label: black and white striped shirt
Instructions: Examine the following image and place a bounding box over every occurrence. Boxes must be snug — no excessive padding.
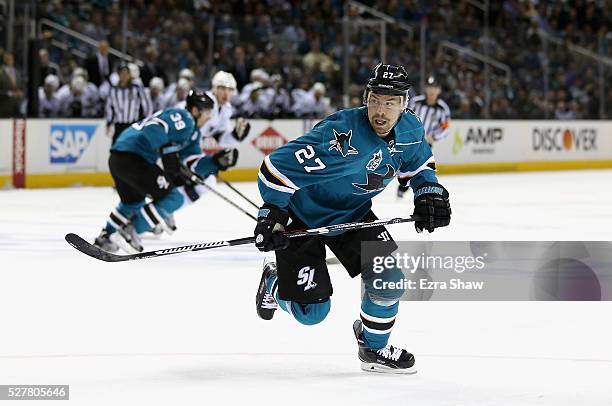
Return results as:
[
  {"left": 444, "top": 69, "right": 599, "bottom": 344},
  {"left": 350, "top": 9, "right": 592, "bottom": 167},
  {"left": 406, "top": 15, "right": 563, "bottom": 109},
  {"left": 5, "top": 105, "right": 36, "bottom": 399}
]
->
[
  {"left": 408, "top": 95, "right": 451, "bottom": 142},
  {"left": 105, "top": 83, "right": 152, "bottom": 125}
]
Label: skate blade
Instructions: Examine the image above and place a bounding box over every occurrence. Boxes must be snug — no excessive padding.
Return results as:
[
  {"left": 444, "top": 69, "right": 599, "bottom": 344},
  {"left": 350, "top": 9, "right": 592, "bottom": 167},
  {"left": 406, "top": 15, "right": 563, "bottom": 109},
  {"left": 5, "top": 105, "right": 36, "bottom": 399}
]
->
[{"left": 360, "top": 362, "right": 417, "bottom": 375}]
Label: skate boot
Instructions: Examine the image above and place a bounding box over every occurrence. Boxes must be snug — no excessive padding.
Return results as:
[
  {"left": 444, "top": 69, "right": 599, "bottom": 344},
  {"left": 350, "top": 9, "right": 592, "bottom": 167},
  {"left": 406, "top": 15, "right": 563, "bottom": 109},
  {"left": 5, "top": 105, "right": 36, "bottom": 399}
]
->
[
  {"left": 353, "top": 320, "right": 416, "bottom": 374},
  {"left": 255, "top": 258, "right": 279, "bottom": 320},
  {"left": 109, "top": 222, "right": 143, "bottom": 254},
  {"left": 93, "top": 229, "right": 119, "bottom": 253}
]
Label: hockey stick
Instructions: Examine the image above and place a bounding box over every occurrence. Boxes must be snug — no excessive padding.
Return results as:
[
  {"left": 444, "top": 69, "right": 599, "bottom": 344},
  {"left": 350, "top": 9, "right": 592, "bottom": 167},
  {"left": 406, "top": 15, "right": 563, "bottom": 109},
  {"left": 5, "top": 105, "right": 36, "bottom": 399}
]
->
[
  {"left": 192, "top": 176, "right": 257, "bottom": 221},
  {"left": 217, "top": 177, "right": 260, "bottom": 210},
  {"left": 65, "top": 216, "right": 418, "bottom": 263}
]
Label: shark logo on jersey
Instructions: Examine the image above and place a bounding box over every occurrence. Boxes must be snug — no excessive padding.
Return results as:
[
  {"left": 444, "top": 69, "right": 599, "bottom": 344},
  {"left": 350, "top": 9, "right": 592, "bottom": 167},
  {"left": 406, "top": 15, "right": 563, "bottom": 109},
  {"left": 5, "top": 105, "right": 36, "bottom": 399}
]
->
[
  {"left": 366, "top": 150, "right": 383, "bottom": 171},
  {"left": 352, "top": 164, "right": 396, "bottom": 194},
  {"left": 329, "top": 129, "right": 358, "bottom": 157}
]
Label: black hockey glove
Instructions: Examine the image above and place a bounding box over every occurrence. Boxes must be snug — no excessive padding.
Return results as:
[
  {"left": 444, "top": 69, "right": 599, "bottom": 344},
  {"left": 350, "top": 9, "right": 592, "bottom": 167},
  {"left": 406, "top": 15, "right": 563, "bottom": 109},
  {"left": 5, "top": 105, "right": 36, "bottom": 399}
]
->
[
  {"left": 413, "top": 182, "right": 451, "bottom": 233},
  {"left": 161, "top": 145, "right": 198, "bottom": 186},
  {"left": 254, "top": 203, "right": 290, "bottom": 252},
  {"left": 212, "top": 148, "right": 239, "bottom": 171},
  {"left": 231, "top": 117, "right": 251, "bottom": 141}
]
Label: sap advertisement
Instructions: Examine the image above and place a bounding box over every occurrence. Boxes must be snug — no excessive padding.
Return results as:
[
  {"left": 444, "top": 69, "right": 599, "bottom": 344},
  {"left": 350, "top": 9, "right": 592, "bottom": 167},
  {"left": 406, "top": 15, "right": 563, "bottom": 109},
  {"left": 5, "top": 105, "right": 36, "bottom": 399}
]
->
[{"left": 28, "top": 119, "right": 111, "bottom": 173}]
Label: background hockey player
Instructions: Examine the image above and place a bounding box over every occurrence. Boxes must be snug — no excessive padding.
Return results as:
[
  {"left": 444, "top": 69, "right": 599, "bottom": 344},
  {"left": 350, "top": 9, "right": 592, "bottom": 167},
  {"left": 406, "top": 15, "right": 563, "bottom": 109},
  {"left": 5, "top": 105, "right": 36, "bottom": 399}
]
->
[
  {"left": 253, "top": 63, "right": 451, "bottom": 373},
  {"left": 398, "top": 74, "right": 450, "bottom": 198},
  {"left": 94, "top": 89, "right": 238, "bottom": 253},
  {"left": 201, "top": 71, "right": 250, "bottom": 146}
]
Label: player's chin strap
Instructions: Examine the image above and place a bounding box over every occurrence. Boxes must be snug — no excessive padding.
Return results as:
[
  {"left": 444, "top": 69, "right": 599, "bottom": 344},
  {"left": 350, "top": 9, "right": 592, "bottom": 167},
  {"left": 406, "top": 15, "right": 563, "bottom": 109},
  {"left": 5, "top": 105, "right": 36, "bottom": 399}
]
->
[{"left": 65, "top": 216, "right": 421, "bottom": 263}]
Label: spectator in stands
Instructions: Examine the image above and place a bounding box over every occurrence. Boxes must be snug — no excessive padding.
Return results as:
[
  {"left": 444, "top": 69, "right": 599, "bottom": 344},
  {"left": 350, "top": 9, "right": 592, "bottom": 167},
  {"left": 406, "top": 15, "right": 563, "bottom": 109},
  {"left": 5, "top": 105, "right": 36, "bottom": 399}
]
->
[
  {"left": 162, "top": 77, "right": 191, "bottom": 109},
  {"left": 85, "top": 40, "right": 115, "bottom": 86},
  {"left": 146, "top": 77, "right": 165, "bottom": 111},
  {"left": 554, "top": 100, "right": 576, "bottom": 120},
  {"left": 57, "top": 67, "right": 100, "bottom": 112},
  {"left": 163, "top": 68, "right": 194, "bottom": 105},
  {"left": 0, "top": 51, "right": 23, "bottom": 117},
  {"left": 38, "top": 48, "right": 59, "bottom": 87},
  {"left": 302, "top": 38, "right": 338, "bottom": 76},
  {"left": 238, "top": 68, "right": 269, "bottom": 108},
  {"left": 38, "top": 74, "right": 61, "bottom": 118},
  {"left": 262, "top": 74, "right": 291, "bottom": 118},
  {"left": 227, "top": 46, "right": 252, "bottom": 91},
  {"left": 291, "top": 81, "right": 329, "bottom": 118},
  {"left": 128, "top": 63, "right": 143, "bottom": 87},
  {"left": 239, "top": 82, "right": 267, "bottom": 118},
  {"left": 140, "top": 45, "right": 167, "bottom": 89},
  {"left": 59, "top": 76, "right": 100, "bottom": 118}
]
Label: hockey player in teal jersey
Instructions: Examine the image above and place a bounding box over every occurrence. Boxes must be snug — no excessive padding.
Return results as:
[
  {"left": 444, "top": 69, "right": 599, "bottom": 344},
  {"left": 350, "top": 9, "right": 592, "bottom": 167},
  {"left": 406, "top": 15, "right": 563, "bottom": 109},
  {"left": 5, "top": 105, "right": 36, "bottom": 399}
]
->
[
  {"left": 93, "top": 89, "right": 238, "bottom": 253},
  {"left": 254, "top": 64, "right": 451, "bottom": 373}
]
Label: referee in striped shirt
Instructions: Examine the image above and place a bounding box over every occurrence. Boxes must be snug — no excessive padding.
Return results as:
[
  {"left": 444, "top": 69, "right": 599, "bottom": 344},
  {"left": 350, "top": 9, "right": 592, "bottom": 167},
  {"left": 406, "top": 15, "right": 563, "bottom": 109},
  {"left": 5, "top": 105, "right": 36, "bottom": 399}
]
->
[
  {"left": 398, "top": 74, "right": 451, "bottom": 198},
  {"left": 105, "top": 63, "right": 152, "bottom": 145}
]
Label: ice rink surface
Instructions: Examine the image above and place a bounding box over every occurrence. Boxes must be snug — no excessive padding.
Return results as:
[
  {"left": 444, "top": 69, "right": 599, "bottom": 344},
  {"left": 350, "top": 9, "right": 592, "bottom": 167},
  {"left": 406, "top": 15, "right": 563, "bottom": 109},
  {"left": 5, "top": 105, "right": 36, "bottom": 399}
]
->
[{"left": 1, "top": 170, "right": 611, "bottom": 405}]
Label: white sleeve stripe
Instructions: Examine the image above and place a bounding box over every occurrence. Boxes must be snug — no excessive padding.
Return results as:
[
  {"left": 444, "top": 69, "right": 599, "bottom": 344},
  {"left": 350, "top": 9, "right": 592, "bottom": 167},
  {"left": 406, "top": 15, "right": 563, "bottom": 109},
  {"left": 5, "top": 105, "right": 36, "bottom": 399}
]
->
[
  {"left": 397, "top": 156, "right": 435, "bottom": 177},
  {"left": 258, "top": 172, "right": 295, "bottom": 194},
  {"left": 264, "top": 155, "right": 299, "bottom": 190}
]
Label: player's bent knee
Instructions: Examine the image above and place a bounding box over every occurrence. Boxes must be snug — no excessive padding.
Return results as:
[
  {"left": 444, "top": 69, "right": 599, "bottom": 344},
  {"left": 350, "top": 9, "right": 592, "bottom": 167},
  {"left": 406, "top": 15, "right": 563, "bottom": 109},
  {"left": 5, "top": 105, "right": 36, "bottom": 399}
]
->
[{"left": 291, "top": 300, "right": 331, "bottom": 326}]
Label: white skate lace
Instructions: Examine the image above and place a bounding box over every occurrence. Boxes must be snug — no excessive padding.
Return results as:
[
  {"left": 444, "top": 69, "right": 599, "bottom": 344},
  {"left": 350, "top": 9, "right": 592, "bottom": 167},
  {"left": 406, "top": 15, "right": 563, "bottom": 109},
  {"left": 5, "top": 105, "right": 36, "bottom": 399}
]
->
[
  {"left": 377, "top": 345, "right": 403, "bottom": 361},
  {"left": 261, "top": 292, "right": 278, "bottom": 309}
]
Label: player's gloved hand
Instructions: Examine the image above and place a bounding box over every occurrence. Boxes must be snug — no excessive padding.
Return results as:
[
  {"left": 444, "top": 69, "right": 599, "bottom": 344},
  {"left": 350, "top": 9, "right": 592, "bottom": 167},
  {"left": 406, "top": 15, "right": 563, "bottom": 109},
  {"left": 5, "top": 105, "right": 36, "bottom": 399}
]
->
[
  {"left": 231, "top": 117, "right": 251, "bottom": 141},
  {"left": 161, "top": 144, "right": 197, "bottom": 186},
  {"left": 212, "top": 148, "right": 239, "bottom": 170},
  {"left": 397, "top": 184, "right": 409, "bottom": 199},
  {"left": 254, "top": 204, "right": 290, "bottom": 252},
  {"left": 413, "top": 182, "right": 451, "bottom": 233}
]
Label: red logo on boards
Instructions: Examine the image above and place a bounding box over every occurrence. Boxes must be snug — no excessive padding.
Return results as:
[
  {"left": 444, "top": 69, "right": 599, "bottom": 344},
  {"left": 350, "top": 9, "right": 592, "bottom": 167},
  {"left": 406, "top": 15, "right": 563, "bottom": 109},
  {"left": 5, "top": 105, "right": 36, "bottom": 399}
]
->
[{"left": 252, "top": 127, "right": 288, "bottom": 155}]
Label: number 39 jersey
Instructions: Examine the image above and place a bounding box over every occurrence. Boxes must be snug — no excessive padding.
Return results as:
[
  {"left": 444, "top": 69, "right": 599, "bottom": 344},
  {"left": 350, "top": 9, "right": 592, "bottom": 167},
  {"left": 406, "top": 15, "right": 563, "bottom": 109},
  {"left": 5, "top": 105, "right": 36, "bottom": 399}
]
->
[
  {"left": 112, "top": 108, "right": 201, "bottom": 164},
  {"left": 258, "top": 107, "right": 438, "bottom": 228}
]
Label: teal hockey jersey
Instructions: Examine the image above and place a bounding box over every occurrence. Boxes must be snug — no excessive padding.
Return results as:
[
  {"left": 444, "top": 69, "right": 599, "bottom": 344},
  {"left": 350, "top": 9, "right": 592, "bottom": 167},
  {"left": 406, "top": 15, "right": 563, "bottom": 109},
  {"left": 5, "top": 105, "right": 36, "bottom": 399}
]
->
[
  {"left": 112, "top": 108, "right": 202, "bottom": 164},
  {"left": 258, "top": 107, "right": 438, "bottom": 228},
  {"left": 112, "top": 108, "right": 218, "bottom": 177}
]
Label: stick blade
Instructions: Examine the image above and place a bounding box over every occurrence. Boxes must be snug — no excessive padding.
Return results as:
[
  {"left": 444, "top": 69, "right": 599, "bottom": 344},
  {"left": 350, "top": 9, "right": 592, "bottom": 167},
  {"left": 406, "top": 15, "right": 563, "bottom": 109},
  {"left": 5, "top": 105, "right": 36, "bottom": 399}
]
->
[{"left": 65, "top": 233, "right": 129, "bottom": 262}]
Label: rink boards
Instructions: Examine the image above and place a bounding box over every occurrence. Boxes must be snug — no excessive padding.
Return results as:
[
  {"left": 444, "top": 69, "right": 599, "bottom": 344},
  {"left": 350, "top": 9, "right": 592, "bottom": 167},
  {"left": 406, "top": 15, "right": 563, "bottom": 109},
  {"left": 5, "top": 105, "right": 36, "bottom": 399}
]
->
[{"left": 0, "top": 118, "right": 611, "bottom": 188}]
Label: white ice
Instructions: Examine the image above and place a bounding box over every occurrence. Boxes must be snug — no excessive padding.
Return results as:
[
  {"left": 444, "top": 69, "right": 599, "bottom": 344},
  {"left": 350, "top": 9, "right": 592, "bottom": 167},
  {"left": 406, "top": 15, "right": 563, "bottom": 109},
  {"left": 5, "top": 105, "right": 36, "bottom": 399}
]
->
[{"left": 1, "top": 170, "right": 611, "bottom": 406}]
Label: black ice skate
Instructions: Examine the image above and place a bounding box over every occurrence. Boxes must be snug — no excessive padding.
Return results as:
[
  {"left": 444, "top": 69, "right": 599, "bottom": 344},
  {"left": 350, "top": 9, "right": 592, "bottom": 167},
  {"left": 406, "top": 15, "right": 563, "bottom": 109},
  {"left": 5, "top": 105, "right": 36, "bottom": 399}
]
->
[
  {"left": 255, "top": 258, "right": 279, "bottom": 320},
  {"left": 93, "top": 229, "right": 119, "bottom": 253},
  {"left": 109, "top": 223, "right": 143, "bottom": 254},
  {"left": 353, "top": 320, "right": 416, "bottom": 374}
]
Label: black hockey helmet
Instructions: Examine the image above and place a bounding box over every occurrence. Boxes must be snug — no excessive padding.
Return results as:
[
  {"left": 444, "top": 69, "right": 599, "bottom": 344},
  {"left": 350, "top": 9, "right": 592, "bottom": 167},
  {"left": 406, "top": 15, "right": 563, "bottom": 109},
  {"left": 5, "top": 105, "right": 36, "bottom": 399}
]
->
[
  {"left": 363, "top": 63, "right": 411, "bottom": 107},
  {"left": 425, "top": 74, "right": 440, "bottom": 87},
  {"left": 186, "top": 88, "right": 214, "bottom": 113}
]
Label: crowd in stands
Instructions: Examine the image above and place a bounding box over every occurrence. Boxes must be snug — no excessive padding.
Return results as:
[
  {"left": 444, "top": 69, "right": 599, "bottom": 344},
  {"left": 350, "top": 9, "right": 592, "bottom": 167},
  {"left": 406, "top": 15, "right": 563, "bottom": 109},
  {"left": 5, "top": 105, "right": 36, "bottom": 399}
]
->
[{"left": 1, "top": 0, "right": 610, "bottom": 119}]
